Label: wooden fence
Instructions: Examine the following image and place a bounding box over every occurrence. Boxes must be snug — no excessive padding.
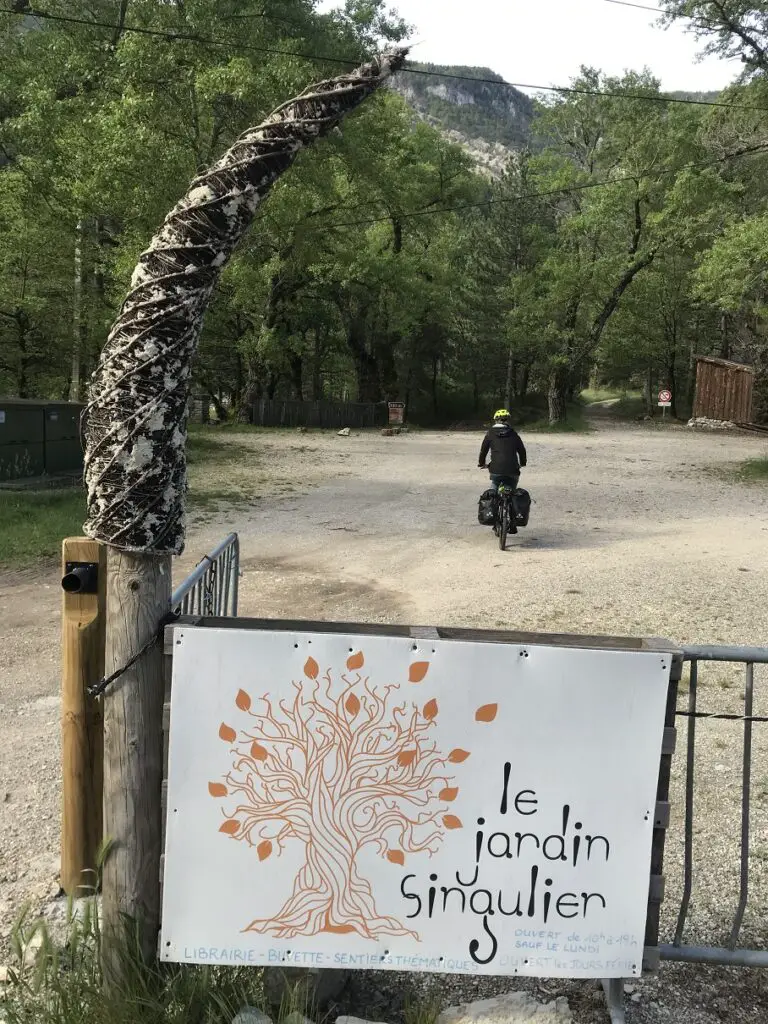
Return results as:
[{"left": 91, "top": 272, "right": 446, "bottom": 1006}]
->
[{"left": 252, "top": 398, "right": 386, "bottom": 429}]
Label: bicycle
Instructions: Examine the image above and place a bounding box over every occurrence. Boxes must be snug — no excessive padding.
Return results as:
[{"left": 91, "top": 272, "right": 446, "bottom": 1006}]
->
[{"left": 493, "top": 483, "right": 518, "bottom": 551}]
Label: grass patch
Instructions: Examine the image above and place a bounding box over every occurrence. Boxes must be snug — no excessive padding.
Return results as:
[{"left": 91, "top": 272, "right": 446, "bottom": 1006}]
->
[
  {"left": 738, "top": 458, "right": 768, "bottom": 482},
  {"left": 404, "top": 991, "right": 443, "bottom": 1024},
  {"left": 2, "top": 902, "right": 263, "bottom": 1024},
  {"left": 187, "top": 431, "right": 263, "bottom": 511},
  {"left": 187, "top": 431, "right": 255, "bottom": 466},
  {"left": 0, "top": 432, "right": 259, "bottom": 570},
  {"left": 707, "top": 456, "right": 768, "bottom": 486},
  {"left": 581, "top": 389, "right": 647, "bottom": 421},
  {"left": 581, "top": 387, "right": 634, "bottom": 404},
  {"left": 0, "top": 489, "right": 85, "bottom": 570},
  {"left": 524, "top": 404, "right": 591, "bottom": 433},
  {"left": 1, "top": 901, "right": 442, "bottom": 1024},
  {"left": 609, "top": 396, "right": 647, "bottom": 419}
]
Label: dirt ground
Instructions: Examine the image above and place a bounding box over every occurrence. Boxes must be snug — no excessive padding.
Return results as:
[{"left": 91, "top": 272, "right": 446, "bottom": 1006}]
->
[{"left": 1, "top": 422, "right": 767, "bottom": 1021}]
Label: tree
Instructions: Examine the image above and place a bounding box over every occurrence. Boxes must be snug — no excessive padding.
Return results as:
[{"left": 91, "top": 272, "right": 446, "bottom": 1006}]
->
[
  {"left": 0, "top": 171, "right": 73, "bottom": 397},
  {"left": 214, "top": 651, "right": 467, "bottom": 938},
  {"left": 527, "top": 70, "right": 712, "bottom": 421},
  {"left": 660, "top": 1, "right": 768, "bottom": 79}
]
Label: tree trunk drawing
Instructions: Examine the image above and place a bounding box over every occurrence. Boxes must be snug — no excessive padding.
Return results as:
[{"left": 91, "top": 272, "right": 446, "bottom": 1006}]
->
[
  {"left": 83, "top": 49, "right": 408, "bottom": 554},
  {"left": 213, "top": 652, "right": 480, "bottom": 940}
]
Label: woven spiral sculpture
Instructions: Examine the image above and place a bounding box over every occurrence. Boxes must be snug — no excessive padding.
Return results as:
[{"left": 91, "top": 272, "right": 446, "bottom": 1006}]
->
[{"left": 83, "top": 49, "right": 407, "bottom": 554}]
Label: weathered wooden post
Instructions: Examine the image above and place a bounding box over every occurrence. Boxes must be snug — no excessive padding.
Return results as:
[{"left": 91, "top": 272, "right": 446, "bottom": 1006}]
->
[
  {"left": 81, "top": 50, "right": 407, "bottom": 974},
  {"left": 60, "top": 536, "right": 106, "bottom": 896}
]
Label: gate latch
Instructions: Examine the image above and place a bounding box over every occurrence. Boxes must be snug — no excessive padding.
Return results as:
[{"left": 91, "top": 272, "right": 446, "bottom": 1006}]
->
[{"left": 62, "top": 561, "right": 99, "bottom": 595}]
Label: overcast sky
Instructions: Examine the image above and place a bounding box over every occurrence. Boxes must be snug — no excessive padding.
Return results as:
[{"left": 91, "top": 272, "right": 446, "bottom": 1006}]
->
[{"left": 320, "top": 0, "right": 738, "bottom": 93}]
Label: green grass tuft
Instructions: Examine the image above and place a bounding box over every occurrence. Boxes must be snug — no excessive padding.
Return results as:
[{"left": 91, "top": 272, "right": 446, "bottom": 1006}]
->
[
  {"left": 0, "top": 489, "right": 86, "bottom": 569},
  {"left": 738, "top": 457, "right": 768, "bottom": 482},
  {"left": 1, "top": 903, "right": 264, "bottom": 1024},
  {"left": 404, "top": 991, "right": 443, "bottom": 1024},
  {"left": 707, "top": 456, "right": 768, "bottom": 486}
]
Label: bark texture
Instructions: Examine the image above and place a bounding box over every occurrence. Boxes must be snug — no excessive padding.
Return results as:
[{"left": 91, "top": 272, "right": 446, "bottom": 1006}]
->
[{"left": 83, "top": 50, "right": 407, "bottom": 554}]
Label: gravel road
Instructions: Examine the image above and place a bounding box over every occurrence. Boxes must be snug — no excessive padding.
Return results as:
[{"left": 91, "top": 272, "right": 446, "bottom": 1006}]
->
[{"left": 1, "top": 422, "right": 767, "bottom": 1022}]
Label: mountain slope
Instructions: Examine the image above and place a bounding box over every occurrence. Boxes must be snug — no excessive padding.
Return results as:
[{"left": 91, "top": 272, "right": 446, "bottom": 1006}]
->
[{"left": 393, "top": 63, "right": 534, "bottom": 175}]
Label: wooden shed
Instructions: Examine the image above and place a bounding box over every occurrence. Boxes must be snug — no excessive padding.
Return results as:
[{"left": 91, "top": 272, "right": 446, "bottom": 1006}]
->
[{"left": 692, "top": 356, "right": 755, "bottom": 424}]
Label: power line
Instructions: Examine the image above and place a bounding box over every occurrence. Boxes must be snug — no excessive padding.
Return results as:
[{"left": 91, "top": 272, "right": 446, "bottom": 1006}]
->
[
  {"left": 0, "top": 4, "right": 358, "bottom": 64},
  {"left": 308, "top": 145, "right": 768, "bottom": 232},
  {"left": 404, "top": 66, "right": 760, "bottom": 113},
  {"left": 601, "top": 0, "right": 663, "bottom": 13},
  {"left": 1, "top": 5, "right": 766, "bottom": 115}
]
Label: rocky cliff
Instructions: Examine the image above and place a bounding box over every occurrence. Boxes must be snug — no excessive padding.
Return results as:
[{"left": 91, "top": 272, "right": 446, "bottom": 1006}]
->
[{"left": 393, "top": 63, "right": 534, "bottom": 176}]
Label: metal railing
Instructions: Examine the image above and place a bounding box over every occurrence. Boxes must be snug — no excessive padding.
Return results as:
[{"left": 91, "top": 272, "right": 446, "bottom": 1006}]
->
[
  {"left": 171, "top": 533, "right": 239, "bottom": 618},
  {"left": 660, "top": 643, "right": 768, "bottom": 968}
]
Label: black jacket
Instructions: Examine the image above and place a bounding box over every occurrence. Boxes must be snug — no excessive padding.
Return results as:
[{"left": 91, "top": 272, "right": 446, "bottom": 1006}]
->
[{"left": 479, "top": 424, "right": 527, "bottom": 476}]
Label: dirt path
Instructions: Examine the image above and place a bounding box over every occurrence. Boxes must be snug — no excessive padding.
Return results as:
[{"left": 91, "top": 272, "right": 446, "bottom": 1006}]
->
[{"left": 2, "top": 423, "right": 767, "bottom": 1021}]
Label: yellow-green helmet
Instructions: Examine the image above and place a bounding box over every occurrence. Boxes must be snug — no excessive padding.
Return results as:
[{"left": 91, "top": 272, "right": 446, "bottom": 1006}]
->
[{"left": 493, "top": 408, "right": 511, "bottom": 422}]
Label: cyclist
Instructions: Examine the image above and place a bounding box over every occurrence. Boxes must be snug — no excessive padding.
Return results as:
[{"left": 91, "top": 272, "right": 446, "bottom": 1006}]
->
[{"left": 478, "top": 408, "right": 527, "bottom": 490}]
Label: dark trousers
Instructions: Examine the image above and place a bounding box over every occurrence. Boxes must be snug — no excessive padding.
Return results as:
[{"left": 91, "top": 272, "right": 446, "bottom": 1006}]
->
[{"left": 490, "top": 474, "right": 519, "bottom": 491}]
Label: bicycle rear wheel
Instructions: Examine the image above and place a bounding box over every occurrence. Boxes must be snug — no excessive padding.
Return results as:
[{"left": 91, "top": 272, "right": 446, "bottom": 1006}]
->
[{"left": 498, "top": 498, "right": 508, "bottom": 550}]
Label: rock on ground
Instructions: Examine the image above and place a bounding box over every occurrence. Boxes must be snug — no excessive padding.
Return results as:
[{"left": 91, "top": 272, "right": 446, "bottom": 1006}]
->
[
  {"left": 231, "top": 1009, "right": 273, "bottom": 1024},
  {"left": 335, "top": 1017, "right": 391, "bottom": 1024},
  {"left": 437, "top": 993, "right": 572, "bottom": 1024}
]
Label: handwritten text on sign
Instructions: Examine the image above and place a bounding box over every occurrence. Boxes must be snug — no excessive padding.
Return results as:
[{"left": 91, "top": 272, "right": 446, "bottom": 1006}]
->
[{"left": 161, "top": 629, "right": 670, "bottom": 977}]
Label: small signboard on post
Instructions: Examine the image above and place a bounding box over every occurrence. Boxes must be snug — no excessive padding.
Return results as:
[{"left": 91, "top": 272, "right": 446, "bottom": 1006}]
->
[
  {"left": 160, "top": 625, "right": 676, "bottom": 979},
  {"left": 658, "top": 389, "right": 672, "bottom": 415},
  {"left": 388, "top": 401, "right": 405, "bottom": 426}
]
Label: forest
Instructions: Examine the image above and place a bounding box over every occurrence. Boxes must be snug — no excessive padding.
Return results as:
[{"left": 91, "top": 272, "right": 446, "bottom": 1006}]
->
[{"left": 1, "top": 0, "right": 767, "bottom": 425}]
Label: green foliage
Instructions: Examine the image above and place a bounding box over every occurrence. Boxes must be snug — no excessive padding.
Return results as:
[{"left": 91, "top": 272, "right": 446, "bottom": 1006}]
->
[
  {"left": 695, "top": 212, "right": 768, "bottom": 316},
  {"left": 2, "top": 1, "right": 768, "bottom": 427}
]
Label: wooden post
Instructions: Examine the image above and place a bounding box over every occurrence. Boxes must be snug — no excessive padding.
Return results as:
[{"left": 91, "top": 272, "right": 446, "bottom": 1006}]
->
[
  {"left": 101, "top": 548, "right": 171, "bottom": 971},
  {"left": 61, "top": 537, "right": 106, "bottom": 896}
]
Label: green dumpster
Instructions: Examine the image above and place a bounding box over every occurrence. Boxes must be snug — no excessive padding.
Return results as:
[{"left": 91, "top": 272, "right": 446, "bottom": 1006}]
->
[{"left": 0, "top": 398, "right": 83, "bottom": 480}]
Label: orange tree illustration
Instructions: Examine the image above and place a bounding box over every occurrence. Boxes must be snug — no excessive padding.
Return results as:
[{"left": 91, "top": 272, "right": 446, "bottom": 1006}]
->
[{"left": 209, "top": 651, "right": 482, "bottom": 939}]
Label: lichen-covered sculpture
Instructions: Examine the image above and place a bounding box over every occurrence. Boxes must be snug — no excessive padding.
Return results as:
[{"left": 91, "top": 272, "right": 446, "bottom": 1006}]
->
[{"left": 84, "top": 50, "right": 407, "bottom": 554}]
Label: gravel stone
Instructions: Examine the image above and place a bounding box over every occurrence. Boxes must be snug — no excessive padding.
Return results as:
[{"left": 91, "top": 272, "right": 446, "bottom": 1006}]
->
[{"left": 437, "top": 992, "right": 572, "bottom": 1023}]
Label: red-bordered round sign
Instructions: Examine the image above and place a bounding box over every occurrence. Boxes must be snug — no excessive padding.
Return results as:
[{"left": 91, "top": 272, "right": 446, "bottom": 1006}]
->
[{"left": 658, "top": 389, "right": 672, "bottom": 403}]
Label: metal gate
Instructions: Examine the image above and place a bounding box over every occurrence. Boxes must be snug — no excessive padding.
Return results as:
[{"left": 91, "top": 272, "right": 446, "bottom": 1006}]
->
[
  {"left": 661, "top": 644, "right": 768, "bottom": 967},
  {"left": 171, "top": 532, "right": 239, "bottom": 617}
]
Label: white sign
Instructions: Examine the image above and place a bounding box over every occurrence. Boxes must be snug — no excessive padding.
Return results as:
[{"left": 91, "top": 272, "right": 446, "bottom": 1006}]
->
[
  {"left": 161, "top": 628, "right": 670, "bottom": 978},
  {"left": 658, "top": 390, "right": 672, "bottom": 407}
]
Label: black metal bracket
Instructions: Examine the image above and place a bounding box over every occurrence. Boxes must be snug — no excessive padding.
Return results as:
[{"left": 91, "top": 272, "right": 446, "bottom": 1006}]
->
[{"left": 62, "top": 561, "right": 99, "bottom": 595}]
